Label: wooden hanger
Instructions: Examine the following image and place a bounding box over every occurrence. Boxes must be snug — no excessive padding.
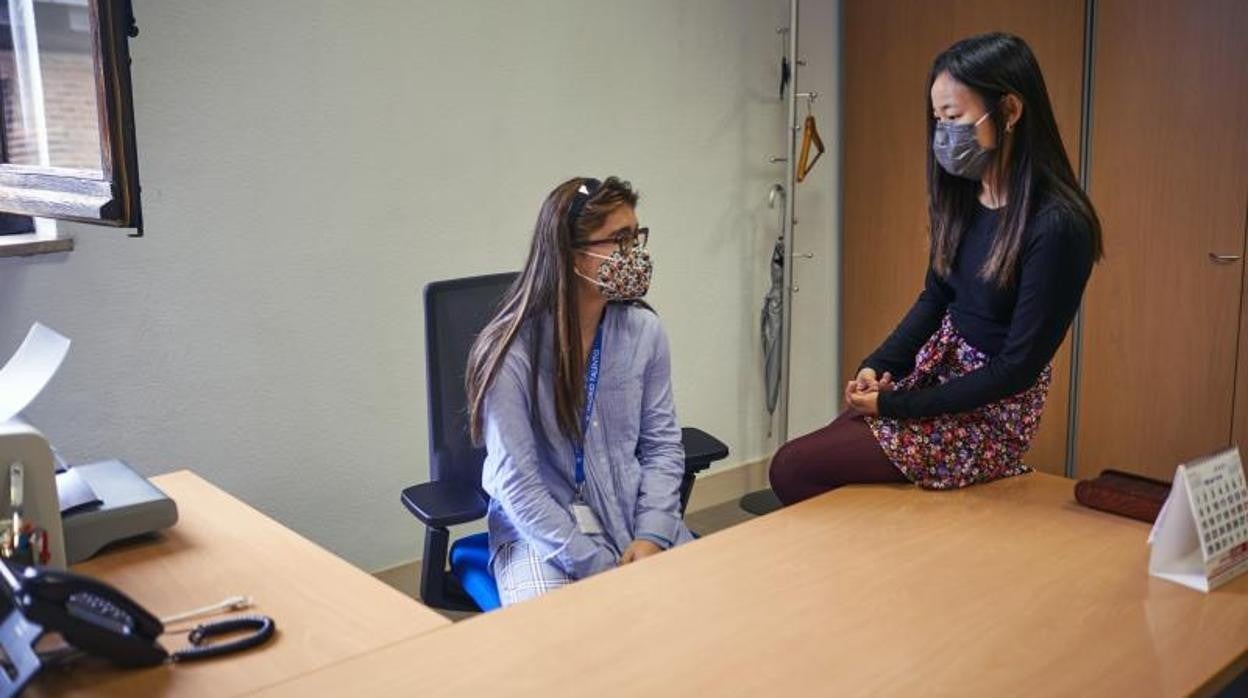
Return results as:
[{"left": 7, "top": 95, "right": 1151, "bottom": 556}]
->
[{"left": 797, "top": 113, "right": 824, "bottom": 183}]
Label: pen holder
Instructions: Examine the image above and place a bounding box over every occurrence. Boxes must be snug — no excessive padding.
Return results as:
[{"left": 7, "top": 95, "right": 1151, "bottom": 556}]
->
[{"left": 0, "top": 419, "right": 67, "bottom": 569}]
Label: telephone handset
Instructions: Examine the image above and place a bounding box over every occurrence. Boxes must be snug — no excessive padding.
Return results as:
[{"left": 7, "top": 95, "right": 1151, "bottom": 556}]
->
[
  {"left": 2, "top": 560, "right": 167, "bottom": 667},
  {"left": 0, "top": 560, "right": 275, "bottom": 696}
]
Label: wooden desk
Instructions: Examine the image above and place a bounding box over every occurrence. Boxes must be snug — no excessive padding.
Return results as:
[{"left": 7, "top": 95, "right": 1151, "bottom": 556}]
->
[
  {"left": 253, "top": 473, "right": 1248, "bottom": 697},
  {"left": 29, "top": 470, "right": 450, "bottom": 697}
]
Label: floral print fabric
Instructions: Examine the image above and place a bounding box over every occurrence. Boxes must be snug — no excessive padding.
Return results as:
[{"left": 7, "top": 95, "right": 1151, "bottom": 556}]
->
[{"left": 865, "top": 314, "right": 1051, "bottom": 490}]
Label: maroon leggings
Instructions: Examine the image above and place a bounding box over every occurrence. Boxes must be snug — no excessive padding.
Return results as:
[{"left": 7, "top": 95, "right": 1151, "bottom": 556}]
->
[{"left": 768, "top": 409, "right": 910, "bottom": 505}]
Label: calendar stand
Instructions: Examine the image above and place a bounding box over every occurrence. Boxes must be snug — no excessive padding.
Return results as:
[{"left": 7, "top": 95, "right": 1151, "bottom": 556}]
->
[{"left": 1149, "top": 447, "right": 1248, "bottom": 592}]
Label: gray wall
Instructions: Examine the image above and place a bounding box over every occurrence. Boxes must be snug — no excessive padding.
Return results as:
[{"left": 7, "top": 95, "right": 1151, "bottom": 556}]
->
[{"left": 0, "top": 0, "right": 840, "bottom": 571}]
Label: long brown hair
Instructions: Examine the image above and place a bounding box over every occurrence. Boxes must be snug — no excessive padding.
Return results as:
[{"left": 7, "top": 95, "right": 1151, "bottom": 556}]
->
[
  {"left": 927, "top": 33, "right": 1103, "bottom": 287},
  {"left": 465, "top": 176, "right": 639, "bottom": 445}
]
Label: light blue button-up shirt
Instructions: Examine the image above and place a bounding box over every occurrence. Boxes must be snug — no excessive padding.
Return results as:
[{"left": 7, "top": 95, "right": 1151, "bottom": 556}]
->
[{"left": 481, "top": 302, "right": 694, "bottom": 580}]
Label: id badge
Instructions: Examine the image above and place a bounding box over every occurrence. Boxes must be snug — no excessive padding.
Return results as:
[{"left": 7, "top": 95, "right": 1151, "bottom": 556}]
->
[{"left": 572, "top": 503, "right": 604, "bottom": 535}]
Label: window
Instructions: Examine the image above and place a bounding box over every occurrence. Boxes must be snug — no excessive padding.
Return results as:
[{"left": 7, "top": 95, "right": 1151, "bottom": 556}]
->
[{"left": 0, "top": 0, "right": 140, "bottom": 240}]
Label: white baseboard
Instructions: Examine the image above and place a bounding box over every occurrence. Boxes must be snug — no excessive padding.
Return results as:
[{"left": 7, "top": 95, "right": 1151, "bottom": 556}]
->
[{"left": 684, "top": 456, "right": 771, "bottom": 512}]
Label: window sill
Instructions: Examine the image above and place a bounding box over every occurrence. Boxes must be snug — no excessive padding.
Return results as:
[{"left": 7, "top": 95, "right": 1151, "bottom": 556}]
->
[{"left": 0, "top": 233, "right": 74, "bottom": 258}]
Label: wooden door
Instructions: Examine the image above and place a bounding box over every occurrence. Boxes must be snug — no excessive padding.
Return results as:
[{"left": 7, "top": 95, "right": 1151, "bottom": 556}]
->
[{"left": 1076, "top": 0, "right": 1248, "bottom": 479}]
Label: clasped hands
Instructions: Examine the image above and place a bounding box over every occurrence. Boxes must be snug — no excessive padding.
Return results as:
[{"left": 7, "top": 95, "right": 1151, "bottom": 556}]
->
[{"left": 844, "top": 367, "right": 895, "bottom": 416}]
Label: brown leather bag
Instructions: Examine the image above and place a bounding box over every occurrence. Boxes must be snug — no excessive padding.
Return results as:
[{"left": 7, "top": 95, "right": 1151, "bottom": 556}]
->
[{"left": 1074, "top": 470, "right": 1172, "bottom": 523}]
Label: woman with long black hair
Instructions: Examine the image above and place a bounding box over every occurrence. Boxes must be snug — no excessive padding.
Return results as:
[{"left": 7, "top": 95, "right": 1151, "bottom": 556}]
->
[{"left": 770, "top": 32, "right": 1103, "bottom": 504}]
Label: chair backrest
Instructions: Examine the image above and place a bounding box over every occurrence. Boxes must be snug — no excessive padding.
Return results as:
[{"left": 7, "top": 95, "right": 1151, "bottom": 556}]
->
[{"left": 424, "top": 272, "right": 518, "bottom": 485}]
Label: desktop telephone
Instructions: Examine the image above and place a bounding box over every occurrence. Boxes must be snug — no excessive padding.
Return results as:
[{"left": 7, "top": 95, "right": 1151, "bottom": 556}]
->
[{"left": 0, "top": 560, "right": 275, "bottom": 696}]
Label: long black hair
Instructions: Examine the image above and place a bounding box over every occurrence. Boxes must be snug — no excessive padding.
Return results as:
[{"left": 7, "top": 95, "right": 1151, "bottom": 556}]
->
[{"left": 927, "top": 32, "right": 1103, "bottom": 287}]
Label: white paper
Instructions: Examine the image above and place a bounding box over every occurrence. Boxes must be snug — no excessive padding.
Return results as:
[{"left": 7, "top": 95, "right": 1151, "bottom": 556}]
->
[
  {"left": 1149, "top": 468, "right": 1209, "bottom": 591},
  {"left": 0, "top": 322, "right": 70, "bottom": 424}
]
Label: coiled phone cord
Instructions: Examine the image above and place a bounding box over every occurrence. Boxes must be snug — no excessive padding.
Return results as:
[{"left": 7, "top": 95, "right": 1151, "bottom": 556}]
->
[{"left": 169, "top": 614, "right": 276, "bottom": 663}]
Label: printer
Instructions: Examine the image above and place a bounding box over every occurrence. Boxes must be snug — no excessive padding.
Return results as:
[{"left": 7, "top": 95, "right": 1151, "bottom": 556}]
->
[
  {"left": 0, "top": 322, "right": 178, "bottom": 567},
  {"left": 0, "top": 418, "right": 178, "bottom": 567}
]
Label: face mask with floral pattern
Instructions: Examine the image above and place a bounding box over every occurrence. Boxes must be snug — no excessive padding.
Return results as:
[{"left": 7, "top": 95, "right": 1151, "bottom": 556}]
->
[{"left": 576, "top": 246, "right": 652, "bottom": 301}]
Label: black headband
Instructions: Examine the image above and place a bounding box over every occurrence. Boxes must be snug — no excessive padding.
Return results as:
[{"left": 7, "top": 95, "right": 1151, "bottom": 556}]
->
[{"left": 566, "top": 178, "right": 602, "bottom": 233}]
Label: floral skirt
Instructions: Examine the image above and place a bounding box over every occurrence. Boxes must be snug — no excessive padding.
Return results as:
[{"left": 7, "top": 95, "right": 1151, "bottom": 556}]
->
[{"left": 865, "top": 314, "right": 1051, "bottom": 490}]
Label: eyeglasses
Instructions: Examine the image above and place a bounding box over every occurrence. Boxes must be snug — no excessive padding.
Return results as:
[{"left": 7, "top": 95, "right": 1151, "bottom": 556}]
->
[{"left": 574, "top": 227, "right": 649, "bottom": 253}]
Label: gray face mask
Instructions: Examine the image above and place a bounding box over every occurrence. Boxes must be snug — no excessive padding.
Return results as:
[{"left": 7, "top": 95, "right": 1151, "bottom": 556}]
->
[{"left": 932, "top": 111, "right": 993, "bottom": 180}]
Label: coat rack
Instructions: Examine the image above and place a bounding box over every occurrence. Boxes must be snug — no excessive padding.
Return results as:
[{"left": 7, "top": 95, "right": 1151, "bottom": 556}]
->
[
  {"left": 742, "top": 0, "right": 811, "bottom": 516},
  {"left": 770, "top": 0, "right": 815, "bottom": 445}
]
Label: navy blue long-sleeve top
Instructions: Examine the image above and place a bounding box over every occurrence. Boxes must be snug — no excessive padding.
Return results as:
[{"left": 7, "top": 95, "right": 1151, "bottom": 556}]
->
[{"left": 862, "top": 201, "right": 1095, "bottom": 419}]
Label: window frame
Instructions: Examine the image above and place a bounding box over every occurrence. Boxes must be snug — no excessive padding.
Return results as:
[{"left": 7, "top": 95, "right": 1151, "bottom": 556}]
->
[{"left": 0, "top": 0, "right": 141, "bottom": 233}]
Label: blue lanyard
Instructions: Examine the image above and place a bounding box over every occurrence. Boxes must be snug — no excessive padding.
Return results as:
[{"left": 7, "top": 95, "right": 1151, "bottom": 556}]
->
[{"left": 574, "top": 323, "right": 604, "bottom": 490}]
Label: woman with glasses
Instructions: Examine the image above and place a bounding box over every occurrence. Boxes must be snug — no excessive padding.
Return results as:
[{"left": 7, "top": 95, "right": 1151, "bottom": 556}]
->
[{"left": 465, "top": 176, "right": 692, "bottom": 606}]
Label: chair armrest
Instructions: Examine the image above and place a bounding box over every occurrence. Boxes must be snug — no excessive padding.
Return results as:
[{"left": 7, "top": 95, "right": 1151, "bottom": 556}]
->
[
  {"left": 401, "top": 480, "right": 488, "bottom": 528},
  {"left": 681, "top": 427, "right": 730, "bottom": 472}
]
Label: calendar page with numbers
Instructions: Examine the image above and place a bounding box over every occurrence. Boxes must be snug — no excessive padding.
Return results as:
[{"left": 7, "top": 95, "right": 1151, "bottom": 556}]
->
[{"left": 1186, "top": 449, "right": 1248, "bottom": 588}]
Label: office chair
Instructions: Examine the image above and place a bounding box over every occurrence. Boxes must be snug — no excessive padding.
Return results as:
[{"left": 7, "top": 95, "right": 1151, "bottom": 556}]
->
[{"left": 401, "top": 273, "right": 729, "bottom": 612}]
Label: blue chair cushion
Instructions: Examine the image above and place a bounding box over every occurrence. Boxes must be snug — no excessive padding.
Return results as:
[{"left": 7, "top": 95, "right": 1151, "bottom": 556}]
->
[{"left": 449, "top": 532, "right": 501, "bottom": 612}]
